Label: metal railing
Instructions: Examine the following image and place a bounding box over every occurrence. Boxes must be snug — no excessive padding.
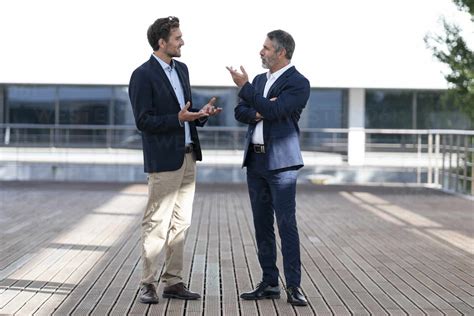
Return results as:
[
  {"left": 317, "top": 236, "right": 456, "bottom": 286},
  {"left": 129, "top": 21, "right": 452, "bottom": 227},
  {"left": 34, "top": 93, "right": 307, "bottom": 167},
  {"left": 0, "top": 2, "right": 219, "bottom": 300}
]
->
[
  {"left": 363, "top": 129, "right": 473, "bottom": 195},
  {"left": 0, "top": 123, "right": 472, "bottom": 195}
]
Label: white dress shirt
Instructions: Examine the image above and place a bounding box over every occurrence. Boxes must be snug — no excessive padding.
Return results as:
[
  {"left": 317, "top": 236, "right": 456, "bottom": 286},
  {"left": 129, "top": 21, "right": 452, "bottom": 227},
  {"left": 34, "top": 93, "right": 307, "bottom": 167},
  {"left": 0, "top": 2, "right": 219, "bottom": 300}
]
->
[
  {"left": 153, "top": 54, "right": 192, "bottom": 145},
  {"left": 251, "top": 63, "right": 293, "bottom": 145}
]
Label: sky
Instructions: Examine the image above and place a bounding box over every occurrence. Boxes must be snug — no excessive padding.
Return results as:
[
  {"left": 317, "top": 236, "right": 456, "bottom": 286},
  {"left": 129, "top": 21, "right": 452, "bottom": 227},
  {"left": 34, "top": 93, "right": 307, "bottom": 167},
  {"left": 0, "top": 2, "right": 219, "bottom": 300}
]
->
[{"left": 0, "top": 0, "right": 472, "bottom": 89}]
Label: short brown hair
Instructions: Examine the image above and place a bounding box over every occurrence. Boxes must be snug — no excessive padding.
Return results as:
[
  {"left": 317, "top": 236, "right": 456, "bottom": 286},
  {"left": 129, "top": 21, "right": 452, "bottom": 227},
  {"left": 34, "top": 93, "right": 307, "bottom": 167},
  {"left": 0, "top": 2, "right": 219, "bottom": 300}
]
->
[{"left": 147, "top": 16, "right": 180, "bottom": 51}]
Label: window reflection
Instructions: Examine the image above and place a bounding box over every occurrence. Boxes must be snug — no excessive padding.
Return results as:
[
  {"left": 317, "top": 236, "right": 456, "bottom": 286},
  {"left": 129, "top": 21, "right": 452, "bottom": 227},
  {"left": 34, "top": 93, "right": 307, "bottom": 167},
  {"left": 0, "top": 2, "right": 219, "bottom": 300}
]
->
[
  {"left": 366, "top": 90, "right": 413, "bottom": 129},
  {"left": 7, "top": 86, "right": 56, "bottom": 124},
  {"left": 58, "top": 87, "right": 112, "bottom": 125},
  {"left": 192, "top": 87, "right": 239, "bottom": 126},
  {"left": 417, "top": 91, "right": 471, "bottom": 129},
  {"left": 301, "top": 89, "right": 347, "bottom": 128},
  {"left": 113, "top": 87, "right": 134, "bottom": 125},
  {"left": 3, "top": 84, "right": 468, "bottom": 149}
]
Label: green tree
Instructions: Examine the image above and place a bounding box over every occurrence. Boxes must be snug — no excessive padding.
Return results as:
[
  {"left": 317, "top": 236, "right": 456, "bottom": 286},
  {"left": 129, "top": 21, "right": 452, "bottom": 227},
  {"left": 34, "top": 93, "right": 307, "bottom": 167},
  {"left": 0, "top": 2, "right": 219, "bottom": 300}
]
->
[{"left": 425, "top": 0, "right": 474, "bottom": 127}]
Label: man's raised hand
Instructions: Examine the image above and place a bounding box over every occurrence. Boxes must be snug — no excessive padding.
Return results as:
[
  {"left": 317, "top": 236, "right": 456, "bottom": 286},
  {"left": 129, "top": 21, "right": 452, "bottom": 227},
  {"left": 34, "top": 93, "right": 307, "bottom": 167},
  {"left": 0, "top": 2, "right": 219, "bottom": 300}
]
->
[
  {"left": 226, "top": 65, "right": 249, "bottom": 88},
  {"left": 201, "top": 97, "right": 222, "bottom": 116},
  {"left": 178, "top": 102, "right": 209, "bottom": 122}
]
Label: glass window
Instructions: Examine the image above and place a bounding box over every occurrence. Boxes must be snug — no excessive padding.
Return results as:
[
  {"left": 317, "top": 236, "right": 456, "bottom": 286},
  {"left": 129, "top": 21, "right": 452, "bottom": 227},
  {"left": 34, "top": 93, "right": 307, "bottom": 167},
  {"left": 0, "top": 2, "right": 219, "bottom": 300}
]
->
[
  {"left": 113, "top": 87, "right": 134, "bottom": 125},
  {"left": 365, "top": 90, "right": 413, "bottom": 129},
  {"left": 6, "top": 86, "right": 56, "bottom": 124},
  {"left": 417, "top": 91, "right": 472, "bottom": 129},
  {"left": 297, "top": 89, "right": 347, "bottom": 152},
  {"left": 57, "top": 87, "right": 113, "bottom": 146},
  {"left": 58, "top": 87, "right": 112, "bottom": 125},
  {"left": 191, "top": 87, "right": 239, "bottom": 126},
  {"left": 4, "top": 86, "right": 57, "bottom": 145},
  {"left": 0, "top": 85, "right": 5, "bottom": 124},
  {"left": 112, "top": 87, "right": 139, "bottom": 148},
  {"left": 300, "top": 89, "right": 347, "bottom": 128}
]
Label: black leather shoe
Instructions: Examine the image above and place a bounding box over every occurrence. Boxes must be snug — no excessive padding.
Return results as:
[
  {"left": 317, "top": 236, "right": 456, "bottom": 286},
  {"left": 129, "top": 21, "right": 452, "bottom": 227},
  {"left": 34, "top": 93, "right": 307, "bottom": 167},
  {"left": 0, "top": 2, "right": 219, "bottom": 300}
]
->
[
  {"left": 139, "top": 284, "right": 159, "bottom": 304},
  {"left": 286, "top": 286, "right": 307, "bottom": 306},
  {"left": 162, "top": 282, "right": 201, "bottom": 300},
  {"left": 240, "top": 281, "right": 280, "bottom": 300}
]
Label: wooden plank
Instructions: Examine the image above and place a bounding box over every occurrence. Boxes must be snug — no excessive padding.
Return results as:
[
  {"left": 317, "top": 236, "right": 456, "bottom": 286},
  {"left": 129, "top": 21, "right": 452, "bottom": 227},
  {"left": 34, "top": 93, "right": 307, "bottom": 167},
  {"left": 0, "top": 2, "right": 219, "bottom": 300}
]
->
[
  {"left": 185, "top": 193, "right": 209, "bottom": 315},
  {"left": 204, "top": 193, "right": 221, "bottom": 315},
  {"left": 219, "top": 192, "right": 239, "bottom": 316},
  {"left": 0, "top": 182, "right": 472, "bottom": 315},
  {"left": 49, "top": 194, "right": 145, "bottom": 315},
  {"left": 298, "top": 189, "right": 426, "bottom": 315}
]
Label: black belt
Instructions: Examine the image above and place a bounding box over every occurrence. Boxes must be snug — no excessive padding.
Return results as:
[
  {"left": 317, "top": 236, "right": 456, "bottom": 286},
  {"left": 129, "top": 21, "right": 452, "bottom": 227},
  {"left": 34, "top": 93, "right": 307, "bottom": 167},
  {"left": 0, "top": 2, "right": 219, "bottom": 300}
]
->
[
  {"left": 185, "top": 144, "right": 194, "bottom": 153},
  {"left": 249, "top": 144, "right": 265, "bottom": 154}
]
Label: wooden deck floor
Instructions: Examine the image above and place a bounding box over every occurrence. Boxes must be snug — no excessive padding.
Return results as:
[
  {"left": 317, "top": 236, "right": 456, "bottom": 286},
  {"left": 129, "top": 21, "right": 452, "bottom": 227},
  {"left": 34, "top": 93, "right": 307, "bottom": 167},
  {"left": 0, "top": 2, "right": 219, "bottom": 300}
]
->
[{"left": 0, "top": 181, "right": 472, "bottom": 315}]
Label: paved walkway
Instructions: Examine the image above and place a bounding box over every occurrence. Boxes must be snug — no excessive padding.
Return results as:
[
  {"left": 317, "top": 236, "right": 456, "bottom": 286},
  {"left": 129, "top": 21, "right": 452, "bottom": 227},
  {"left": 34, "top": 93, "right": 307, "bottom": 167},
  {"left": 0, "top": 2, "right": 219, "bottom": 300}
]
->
[{"left": 0, "top": 181, "right": 472, "bottom": 315}]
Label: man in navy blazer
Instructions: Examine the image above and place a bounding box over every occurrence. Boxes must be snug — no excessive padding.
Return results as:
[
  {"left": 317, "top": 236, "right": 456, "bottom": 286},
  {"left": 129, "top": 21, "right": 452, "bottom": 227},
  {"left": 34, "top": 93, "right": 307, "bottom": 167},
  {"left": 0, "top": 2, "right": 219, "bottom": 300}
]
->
[
  {"left": 129, "top": 16, "right": 221, "bottom": 305},
  {"left": 227, "top": 29, "right": 310, "bottom": 306}
]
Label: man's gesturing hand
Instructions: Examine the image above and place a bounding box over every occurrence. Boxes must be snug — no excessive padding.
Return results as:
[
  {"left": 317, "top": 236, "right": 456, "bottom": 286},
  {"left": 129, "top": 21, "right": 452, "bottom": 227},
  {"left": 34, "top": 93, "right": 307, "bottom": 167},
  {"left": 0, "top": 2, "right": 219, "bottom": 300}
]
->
[
  {"left": 226, "top": 65, "right": 249, "bottom": 88},
  {"left": 201, "top": 97, "right": 223, "bottom": 116},
  {"left": 178, "top": 102, "right": 209, "bottom": 122}
]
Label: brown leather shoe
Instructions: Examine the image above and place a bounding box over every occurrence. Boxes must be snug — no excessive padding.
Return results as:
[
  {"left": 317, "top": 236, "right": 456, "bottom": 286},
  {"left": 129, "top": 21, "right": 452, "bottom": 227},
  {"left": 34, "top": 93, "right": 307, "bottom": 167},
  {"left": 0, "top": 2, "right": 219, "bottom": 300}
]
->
[
  {"left": 139, "top": 283, "right": 159, "bottom": 304},
  {"left": 162, "top": 282, "right": 200, "bottom": 300}
]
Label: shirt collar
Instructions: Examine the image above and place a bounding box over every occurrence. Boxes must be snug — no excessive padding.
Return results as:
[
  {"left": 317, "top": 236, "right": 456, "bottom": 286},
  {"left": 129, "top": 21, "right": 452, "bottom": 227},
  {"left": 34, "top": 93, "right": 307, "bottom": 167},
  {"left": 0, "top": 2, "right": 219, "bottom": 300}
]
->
[
  {"left": 266, "top": 63, "right": 293, "bottom": 81},
  {"left": 152, "top": 54, "right": 175, "bottom": 72}
]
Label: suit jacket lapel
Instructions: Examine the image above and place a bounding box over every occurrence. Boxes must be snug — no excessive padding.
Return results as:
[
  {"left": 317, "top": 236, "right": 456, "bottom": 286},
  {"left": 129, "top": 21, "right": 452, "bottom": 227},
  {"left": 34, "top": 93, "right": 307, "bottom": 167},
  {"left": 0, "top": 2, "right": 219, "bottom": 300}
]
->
[
  {"left": 175, "top": 62, "right": 191, "bottom": 103},
  {"left": 262, "top": 67, "right": 295, "bottom": 142},
  {"left": 149, "top": 56, "right": 180, "bottom": 106},
  {"left": 266, "top": 66, "right": 295, "bottom": 98},
  {"left": 249, "top": 75, "right": 267, "bottom": 131},
  {"left": 256, "top": 75, "right": 267, "bottom": 96}
]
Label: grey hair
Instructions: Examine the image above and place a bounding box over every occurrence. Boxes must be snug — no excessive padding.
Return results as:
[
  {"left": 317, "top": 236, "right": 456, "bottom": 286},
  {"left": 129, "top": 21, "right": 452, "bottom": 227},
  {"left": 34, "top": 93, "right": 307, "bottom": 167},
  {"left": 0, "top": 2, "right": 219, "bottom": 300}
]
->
[{"left": 267, "top": 29, "right": 295, "bottom": 60}]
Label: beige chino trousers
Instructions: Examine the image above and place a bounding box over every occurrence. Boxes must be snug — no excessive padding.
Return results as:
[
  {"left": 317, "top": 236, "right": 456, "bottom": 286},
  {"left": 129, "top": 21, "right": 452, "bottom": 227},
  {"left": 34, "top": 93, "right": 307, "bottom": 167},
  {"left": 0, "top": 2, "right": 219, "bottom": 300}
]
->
[{"left": 141, "top": 152, "right": 196, "bottom": 286}]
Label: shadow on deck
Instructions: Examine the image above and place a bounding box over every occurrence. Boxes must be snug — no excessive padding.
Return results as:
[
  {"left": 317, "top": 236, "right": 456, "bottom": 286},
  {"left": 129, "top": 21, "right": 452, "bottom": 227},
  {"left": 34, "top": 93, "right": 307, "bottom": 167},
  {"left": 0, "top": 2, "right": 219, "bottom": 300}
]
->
[{"left": 0, "top": 181, "right": 472, "bottom": 315}]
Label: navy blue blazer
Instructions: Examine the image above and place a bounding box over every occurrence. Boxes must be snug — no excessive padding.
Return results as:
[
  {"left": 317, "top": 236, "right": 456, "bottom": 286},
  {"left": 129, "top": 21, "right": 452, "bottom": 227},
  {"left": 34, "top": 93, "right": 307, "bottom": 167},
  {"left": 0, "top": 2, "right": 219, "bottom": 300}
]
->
[
  {"left": 129, "top": 55, "right": 205, "bottom": 173},
  {"left": 234, "top": 66, "right": 310, "bottom": 171}
]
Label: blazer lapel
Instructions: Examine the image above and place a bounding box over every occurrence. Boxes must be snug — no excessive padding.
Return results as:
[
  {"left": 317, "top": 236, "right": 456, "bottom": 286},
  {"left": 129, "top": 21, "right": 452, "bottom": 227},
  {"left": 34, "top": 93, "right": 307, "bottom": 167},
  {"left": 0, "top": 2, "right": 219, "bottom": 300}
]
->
[
  {"left": 266, "top": 66, "right": 295, "bottom": 98},
  {"left": 262, "top": 67, "right": 295, "bottom": 143},
  {"left": 175, "top": 63, "right": 191, "bottom": 103},
  {"left": 149, "top": 56, "right": 180, "bottom": 106}
]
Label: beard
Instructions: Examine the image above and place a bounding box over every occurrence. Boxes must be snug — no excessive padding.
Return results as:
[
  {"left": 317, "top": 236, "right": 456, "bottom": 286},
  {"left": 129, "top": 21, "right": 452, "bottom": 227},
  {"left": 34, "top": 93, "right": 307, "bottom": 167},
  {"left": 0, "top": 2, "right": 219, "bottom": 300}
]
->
[
  {"left": 261, "top": 55, "right": 276, "bottom": 69},
  {"left": 166, "top": 47, "right": 181, "bottom": 58}
]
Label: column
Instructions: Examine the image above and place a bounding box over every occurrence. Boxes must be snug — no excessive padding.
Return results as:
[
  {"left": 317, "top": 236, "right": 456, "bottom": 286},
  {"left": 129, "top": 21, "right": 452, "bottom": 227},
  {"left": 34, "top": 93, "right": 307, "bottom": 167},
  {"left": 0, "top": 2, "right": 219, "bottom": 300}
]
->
[{"left": 348, "top": 88, "right": 365, "bottom": 166}]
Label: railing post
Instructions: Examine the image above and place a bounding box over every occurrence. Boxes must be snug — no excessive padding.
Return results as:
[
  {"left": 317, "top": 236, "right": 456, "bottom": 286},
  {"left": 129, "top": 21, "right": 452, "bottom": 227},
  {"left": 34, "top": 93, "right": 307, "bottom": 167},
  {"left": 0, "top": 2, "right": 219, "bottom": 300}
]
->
[
  {"left": 416, "top": 134, "right": 421, "bottom": 184},
  {"left": 434, "top": 133, "right": 440, "bottom": 186},
  {"left": 50, "top": 127, "right": 54, "bottom": 147},
  {"left": 106, "top": 128, "right": 112, "bottom": 148},
  {"left": 472, "top": 142, "right": 474, "bottom": 196},
  {"left": 427, "top": 133, "right": 433, "bottom": 184},
  {"left": 455, "top": 134, "right": 461, "bottom": 193},
  {"left": 448, "top": 134, "right": 453, "bottom": 191},
  {"left": 462, "top": 135, "right": 468, "bottom": 194},
  {"left": 441, "top": 134, "right": 446, "bottom": 189},
  {"left": 4, "top": 127, "right": 10, "bottom": 145}
]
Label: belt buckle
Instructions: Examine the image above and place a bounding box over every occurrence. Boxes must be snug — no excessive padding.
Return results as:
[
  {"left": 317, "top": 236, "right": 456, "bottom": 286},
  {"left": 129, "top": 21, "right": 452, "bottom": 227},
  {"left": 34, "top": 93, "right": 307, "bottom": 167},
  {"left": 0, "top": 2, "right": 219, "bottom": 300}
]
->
[{"left": 253, "top": 144, "right": 265, "bottom": 154}]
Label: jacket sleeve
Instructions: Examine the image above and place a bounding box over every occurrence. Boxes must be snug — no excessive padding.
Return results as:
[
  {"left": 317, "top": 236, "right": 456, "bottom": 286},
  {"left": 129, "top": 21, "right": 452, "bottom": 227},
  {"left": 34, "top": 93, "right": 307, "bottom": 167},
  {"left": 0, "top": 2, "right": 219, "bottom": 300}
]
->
[
  {"left": 238, "top": 76, "right": 310, "bottom": 121},
  {"left": 190, "top": 108, "right": 208, "bottom": 127},
  {"left": 234, "top": 99, "right": 259, "bottom": 124},
  {"left": 129, "top": 69, "right": 181, "bottom": 133},
  {"left": 234, "top": 77, "right": 260, "bottom": 124}
]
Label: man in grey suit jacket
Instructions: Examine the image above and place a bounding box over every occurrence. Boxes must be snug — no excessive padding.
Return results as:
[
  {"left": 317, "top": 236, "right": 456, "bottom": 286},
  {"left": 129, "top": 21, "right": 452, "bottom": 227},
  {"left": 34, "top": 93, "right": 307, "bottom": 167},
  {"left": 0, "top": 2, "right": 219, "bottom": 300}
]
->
[
  {"left": 129, "top": 16, "right": 221, "bottom": 305},
  {"left": 227, "top": 29, "right": 310, "bottom": 306}
]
